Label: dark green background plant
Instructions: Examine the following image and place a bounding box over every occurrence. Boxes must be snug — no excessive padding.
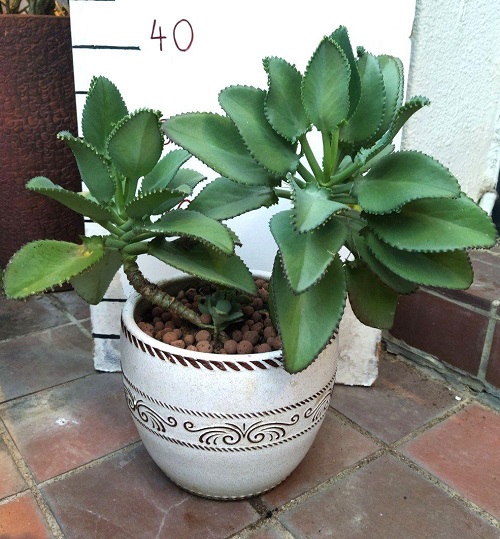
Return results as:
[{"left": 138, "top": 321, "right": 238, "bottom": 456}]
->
[
  {"left": 0, "top": 0, "right": 68, "bottom": 15},
  {"left": 3, "top": 76, "right": 273, "bottom": 329},
  {"left": 163, "top": 26, "right": 497, "bottom": 373}
]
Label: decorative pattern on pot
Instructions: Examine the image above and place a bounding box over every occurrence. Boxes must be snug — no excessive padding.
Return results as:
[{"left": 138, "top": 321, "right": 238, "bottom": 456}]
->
[
  {"left": 120, "top": 275, "right": 339, "bottom": 499},
  {"left": 123, "top": 374, "right": 334, "bottom": 453}
]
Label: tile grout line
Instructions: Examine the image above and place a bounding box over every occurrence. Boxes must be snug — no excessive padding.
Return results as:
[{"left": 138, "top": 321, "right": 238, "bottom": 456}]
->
[
  {"left": 270, "top": 447, "right": 388, "bottom": 517},
  {"left": 390, "top": 450, "right": 500, "bottom": 529},
  {"left": 0, "top": 318, "right": 91, "bottom": 346},
  {"left": 47, "top": 293, "right": 93, "bottom": 339},
  {"left": 38, "top": 440, "right": 143, "bottom": 488},
  {"left": 0, "top": 371, "right": 100, "bottom": 408},
  {"left": 0, "top": 416, "right": 65, "bottom": 538}
]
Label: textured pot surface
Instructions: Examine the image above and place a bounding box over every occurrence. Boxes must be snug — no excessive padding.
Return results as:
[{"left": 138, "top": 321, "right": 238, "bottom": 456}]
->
[
  {"left": 120, "top": 274, "right": 339, "bottom": 499},
  {"left": 0, "top": 15, "right": 83, "bottom": 267}
]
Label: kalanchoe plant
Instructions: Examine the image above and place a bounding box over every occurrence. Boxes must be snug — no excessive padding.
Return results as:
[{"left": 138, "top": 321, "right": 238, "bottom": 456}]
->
[
  {"left": 163, "top": 26, "right": 497, "bottom": 373},
  {"left": 3, "top": 76, "right": 269, "bottom": 330}
]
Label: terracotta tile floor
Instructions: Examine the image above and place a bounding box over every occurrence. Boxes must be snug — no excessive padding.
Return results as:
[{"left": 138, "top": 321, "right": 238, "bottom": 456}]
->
[{"left": 1, "top": 291, "right": 499, "bottom": 538}]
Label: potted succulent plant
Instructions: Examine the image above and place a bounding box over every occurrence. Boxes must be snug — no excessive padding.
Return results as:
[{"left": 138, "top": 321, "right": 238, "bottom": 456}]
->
[
  {"left": 3, "top": 25, "right": 497, "bottom": 499},
  {"left": 0, "top": 0, "right": 80, "bottom": 268}
]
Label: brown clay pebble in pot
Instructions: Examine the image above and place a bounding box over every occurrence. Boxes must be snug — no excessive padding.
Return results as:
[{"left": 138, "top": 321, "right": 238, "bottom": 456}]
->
[
  {"left": 242, "top": 305, "right": 254, "bottom": 317},
  {"left": 196, "top": 340, "right": 213, "bottom": 353},
  {"left": 251, "top": 312, "right": 262, "bottom": 323},
  {"left": 255, "top": 278, "right": 267, "bottom": 288},
  {"left": 255, "top": 343, "right": 272, "bottom": 353},
  {"left": 223, "top": 340, "right": 238, "bottom": 354},
  {"left": 232, "top": 330, "right": 243, "bottom": 343},
  {"left": 251, "top": 322, "right": 264, "bottom": 334},
  {"left": 263, "top": 326, "right": 277, "bottom": 339},
  {"left": 164, "top": 321, "right": 177, "bottom": 330},
  {"left": 138, "top": 322, "right": 154, "bottom": 336},
  {"left": 186, "top": 345, "right": 197, "bottom": 351},
  {"left": 161, "top": 311, "right": 172, "bottom": 323},
  {"left": 151, "top": 306, "right": 164, "bottom": 318},
  {"left": 154, "top": 321, "right": 165, "bottom": 332},
  {"left": 242, "top": 330, "right": 259, "bottom": 346},
  {"left": 172, "top": 340, "right": 186, "bottom": 349},
  {"left": 251, "top": 297, "right": 263, "bottom": 310},
  {"left": 200, "top": 313, "right": 212, "bottom": 325},
  {"left": 195, "top": 329, "right": 211, "bottom": 343},
  {"left": 259, "top": 288, "right": 269, "bottom": 302},
  {"left": 162, "top": 331, "right": 179, "bottom": 344},
  {"left": 184, "top": 334, "right": 195, "bottom": 347},
  {"left": 237, "top": 340, "right": 254, "bottom": 354}
]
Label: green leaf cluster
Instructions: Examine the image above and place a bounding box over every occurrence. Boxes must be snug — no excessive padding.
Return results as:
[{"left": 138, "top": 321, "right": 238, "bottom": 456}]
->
[
  {"left": 163, "top": 27, "right": 497, "bottom": 373},
  {"left": 3, "top": 76, "right": 263, "bottom": 328}
]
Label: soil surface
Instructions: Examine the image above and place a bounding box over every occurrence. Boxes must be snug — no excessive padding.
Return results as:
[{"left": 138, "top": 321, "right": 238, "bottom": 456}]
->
[{"left": 137, "top": 278, "right": 281, "bottom": 355}]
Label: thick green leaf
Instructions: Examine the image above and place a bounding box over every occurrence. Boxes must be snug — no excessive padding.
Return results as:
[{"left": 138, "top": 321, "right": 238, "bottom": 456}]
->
[
  {"left": 219, "top": 85, "right": 299, "bottom": 175},
  {"left": 164, "top": 113, "right": 277, "bottom": 186},
  {"left": 271, "top": 255, "right": 346, "bottom": 373},
  {"left": 81, "top": 76, "right": 128, "bottom": 152},
  {"left": 70, "top": 250, "right": 122, "bottom": 304},
  {"left": 377, "top": 55, "right": 404, "bottom": 137},
  {"left": 341, "top": 52, "right": 385, "bottom": 146},
  {"left": 302, "top": 36, "right": 351, "bottom": 133},
  {"left": 168, "top": 168, "right": 206, "bottom": 191},
  {"left": 263, "top": 57, "right": 310, "bottom": 143},
  {"left": 291, "top": 179, "right": 348, "bottom": 232},
  {"left": 350, "top": 232, "right": 417, "bottom": 294},
  {"left": 330, "top": 26, "right": 361, "bottom": 119},
  {"left": 355, "top": 97, "right": 430, "bottom": 169},
  {"left": 149, "top": 240, "right": 256, "bottom": 295},
  {"left": 365, "top": 232, "right": 473, "bottom": 289},
  {"left": 4, "top": 237, "right": 105, "bottom": 299},
  {"left": 346, "top": 261, "right": 399, "bottom": 328},
  {"left": 270, "top": 210, "right": 346, "bottom": 293},
  {"left": 125, "top": 187, "right": 188, "bottom": 219},
  {"left": 141, "top": 210, "right": 236, "bottom": 254},
  {"left": 356, "top": 151, "right": 460, "bottom": 214},
  {"left": 58, "top": 132, "right": 115, "bottom": 204},
  {"left": 141, "top": 149, "right": 191, "bottom": 192},
  {"left": 27, "top": 177, "right": 115, "bottom": 223},
  {"left": 107, "top": 109, "right": 163, "bottom": 181},
  {"left": 366, "top": 193, "right": 497, "bottom": 251},
  {"left": 189, "top": 177, "right": 277, "bottom": 220}
]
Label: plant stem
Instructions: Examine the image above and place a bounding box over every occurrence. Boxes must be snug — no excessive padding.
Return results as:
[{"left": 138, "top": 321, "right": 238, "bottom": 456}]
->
[
  {"left": 123, "top": 257, "right": 210, "bottom": 328},
  {"left": 296, "top": 163, "right": 315, "bottom": 184},
  {"left": 123, "top": 242, "right": 149, "bottom": 255},
  {"left": 321, "top": 131, "right": 332, "bottom": 185},
  {"left": 274, "top": 187, "right": 292, "bottom": 199},
  {"left": 326, "top": 160, "right": 362, "bottom": 187},
  {"left": 299, "top": 135, "right": 323, "bottom": 183},
  {"left": 98, "top": 221, "right": 124, "bottom": 237}
]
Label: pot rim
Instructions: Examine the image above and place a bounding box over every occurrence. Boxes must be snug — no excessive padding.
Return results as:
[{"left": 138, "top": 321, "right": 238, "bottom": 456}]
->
[{"left": 121, "top": 271, "right": 283, "bottom": 364}]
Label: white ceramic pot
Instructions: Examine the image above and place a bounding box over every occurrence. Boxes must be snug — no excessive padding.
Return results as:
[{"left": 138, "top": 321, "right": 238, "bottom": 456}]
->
[{"left": 120, "top": 273, "right": 339, "bottom": 499}]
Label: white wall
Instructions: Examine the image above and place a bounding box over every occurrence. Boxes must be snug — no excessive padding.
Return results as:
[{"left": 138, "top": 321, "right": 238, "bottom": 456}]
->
[{"left": 401, "top": 0, "right": 500, "bottom": 201}]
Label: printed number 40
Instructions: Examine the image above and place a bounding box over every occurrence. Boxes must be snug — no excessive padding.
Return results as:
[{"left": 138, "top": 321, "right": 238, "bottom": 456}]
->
[{"left": 151, "top": 19, "right": 194, "bottom": 52}]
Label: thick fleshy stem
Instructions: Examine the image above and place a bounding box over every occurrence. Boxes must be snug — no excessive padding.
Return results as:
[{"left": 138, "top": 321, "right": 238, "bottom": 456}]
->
[{"left": 122, "top": 257, "right": 210, "bottom": 328}]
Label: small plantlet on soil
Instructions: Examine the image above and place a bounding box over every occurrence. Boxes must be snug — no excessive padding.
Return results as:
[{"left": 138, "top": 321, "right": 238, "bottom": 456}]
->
[{"left": 137, "top": 278, "right": 282, "bottom": 355}]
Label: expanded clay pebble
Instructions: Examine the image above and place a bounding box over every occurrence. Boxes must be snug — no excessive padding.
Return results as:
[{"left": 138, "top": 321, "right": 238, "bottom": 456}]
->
[
  {"left": 223, "top": 340, "right": 238, "bottom": 354},
  {"left": 255, "top": 343, "right": 272, "bottom": 353},
  {"left": 195, "top": 329, "right": 211, "bottom": 343},
  {"left": 242, "top": 330, "right": 259, "bottom": 346},
  {"left": 171, "top": 340, "right": 186, "bottom": 349},
  {"left": 237, "top": 340, "right": 253, "bottom": 354},
  {"left": 196, "top": 340, "right": 213, "bottom": 353}
]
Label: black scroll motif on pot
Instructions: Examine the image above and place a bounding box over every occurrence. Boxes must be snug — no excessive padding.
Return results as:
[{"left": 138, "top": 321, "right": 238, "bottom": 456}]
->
[
  {"left": 304, "top": 389, "right": 333, "bottom": 424},
  {"left": 183, "top": 415, "right": 300, "bottom": 446},
  {"left": 124, "top": 386, "right": 177, "bottom": 433}
]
